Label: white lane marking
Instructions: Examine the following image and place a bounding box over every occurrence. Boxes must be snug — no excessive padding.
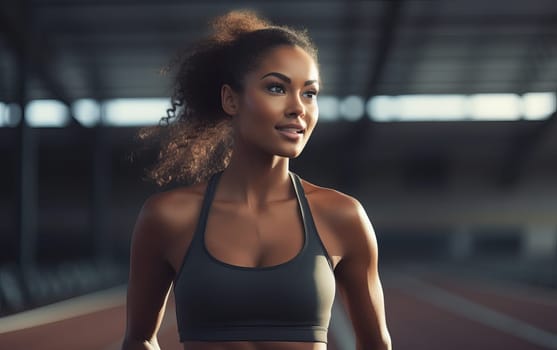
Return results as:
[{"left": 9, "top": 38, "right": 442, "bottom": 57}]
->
[
  {"left": 387, "top": 273, "right": 557, "bottom": 349},
  {"left": 462, "top": 279, "right": 557, "bottom": 307},
  {"left": 0, "top": 285, "right": 126, "bottom": 334},
  {"left": 405, "top": 264, "right": 557, "bottom": 307}
]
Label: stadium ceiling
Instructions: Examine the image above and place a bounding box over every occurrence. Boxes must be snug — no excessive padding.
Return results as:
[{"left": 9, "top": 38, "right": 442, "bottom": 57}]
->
[
  {"left": 0, "top": 0, "right": 556, "bottom": 103},
  {"left": 0, "top": 0, "right": 556, "bottom": 190}
]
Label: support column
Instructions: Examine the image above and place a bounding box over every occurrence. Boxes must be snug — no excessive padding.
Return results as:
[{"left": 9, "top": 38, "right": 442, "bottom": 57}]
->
[
  {"left": 15, "top": 0, "right": 38, "bottom": 275},
  {"left": 17, "top": 105, "right": 39, "bottom": 273},
  {"left": 14, "top": 0, "right": 39, "bottom": 308},
  {"left": 91, "top": 103, "right": 112, "bottom": 263}
]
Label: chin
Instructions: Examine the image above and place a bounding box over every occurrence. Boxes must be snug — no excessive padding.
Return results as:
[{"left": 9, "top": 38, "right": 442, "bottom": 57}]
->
[{"left": 276, "top": 147, "right": 304, "bottom": 159}]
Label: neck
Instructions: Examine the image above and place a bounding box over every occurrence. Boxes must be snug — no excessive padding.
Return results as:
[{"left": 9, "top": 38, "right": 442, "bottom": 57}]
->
[{"left": 218, "top": 143, "right": 293, "bottom": 207}]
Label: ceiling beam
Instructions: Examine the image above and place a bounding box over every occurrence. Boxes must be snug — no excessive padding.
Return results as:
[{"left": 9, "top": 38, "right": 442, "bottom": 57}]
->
[
  {"left": 32, "top": 17, "right": 557, "bottom": 40},
  {"left": 335, "top": 1, "right": 405, "bottom": 190},
  {"left": 364, "top": 0, "right": 404, "bottom": 99},
  {"left": 395, "top": 1, "right": 440, "bottom": 94},
  {"left": 335, "top": 0, "right": 362, "bottom": 97}
]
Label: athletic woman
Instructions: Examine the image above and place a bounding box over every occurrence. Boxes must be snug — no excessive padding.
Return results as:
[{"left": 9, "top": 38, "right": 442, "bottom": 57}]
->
[{"left": 122, "top": 10, "right": 391, "bottom": 350}]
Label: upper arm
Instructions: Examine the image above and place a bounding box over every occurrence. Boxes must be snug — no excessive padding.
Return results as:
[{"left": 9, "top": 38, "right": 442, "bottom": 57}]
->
[
  {"left": 333, "top": 198, "right": 391, "bottom": 350},
  {"left": 123, "top": 195, "right": 176, "bottom": 348}
]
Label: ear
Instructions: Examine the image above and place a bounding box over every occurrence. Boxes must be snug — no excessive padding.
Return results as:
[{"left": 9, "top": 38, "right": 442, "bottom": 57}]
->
[{"left": 221, "top": 84, "right": 240, "bottom": 117}]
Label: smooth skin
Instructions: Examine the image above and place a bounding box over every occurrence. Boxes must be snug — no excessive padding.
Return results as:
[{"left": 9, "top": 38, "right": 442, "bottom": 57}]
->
[{"left": 122, "top": 45, "right": 391, "bottom": 350}]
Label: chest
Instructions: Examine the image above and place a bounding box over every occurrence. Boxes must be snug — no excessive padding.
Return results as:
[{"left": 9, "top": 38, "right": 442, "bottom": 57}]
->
[
  {"left": 166, "top": 196, "right": 343, "bottom": 276},
  {"left": 205, "top": 200, "right": 306, "bottom": 269}
]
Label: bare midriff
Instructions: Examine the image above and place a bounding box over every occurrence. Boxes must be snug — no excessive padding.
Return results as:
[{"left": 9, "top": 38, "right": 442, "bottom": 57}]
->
[{"left": 182, "top": 341, "right": 328, "bottom": 350}]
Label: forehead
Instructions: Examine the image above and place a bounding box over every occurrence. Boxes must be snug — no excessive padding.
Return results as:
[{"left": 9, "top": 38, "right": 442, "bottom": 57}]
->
[{"left": 251, "top": 45, "right": 320, "bottom": 82}]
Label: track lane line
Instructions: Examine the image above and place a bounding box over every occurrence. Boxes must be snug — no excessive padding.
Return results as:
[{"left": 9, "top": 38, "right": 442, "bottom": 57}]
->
[
  {"left": 387, "top": 272, "right": 557, "bottom": 349},
  {"left": 0, "top": 285, "right": 126, "bottom": 334}
]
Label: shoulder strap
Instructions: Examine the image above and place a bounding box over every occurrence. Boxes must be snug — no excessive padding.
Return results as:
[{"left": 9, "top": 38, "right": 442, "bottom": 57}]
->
[
  {"left": 173, "top": 171, "right": 223, "bottom": 283},
  {"left": 290, "top": 172, "right": 312, "bottom": 236},
  {"left": 193, "top": 171, "right": 223, "bottom": 242},
  {"left": 290, "top": 172, "right": 334, "bottom": 270}
]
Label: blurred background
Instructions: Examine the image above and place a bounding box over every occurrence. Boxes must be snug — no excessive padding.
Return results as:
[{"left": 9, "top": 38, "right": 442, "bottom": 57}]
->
[{"left": 0, "top": 0, "right": 556, "bottom": 349}]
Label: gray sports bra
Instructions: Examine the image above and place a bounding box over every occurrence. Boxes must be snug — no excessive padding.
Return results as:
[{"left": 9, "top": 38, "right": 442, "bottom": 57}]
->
[{"left": 173, "top": 171, "right": 336, "bottom": 343}]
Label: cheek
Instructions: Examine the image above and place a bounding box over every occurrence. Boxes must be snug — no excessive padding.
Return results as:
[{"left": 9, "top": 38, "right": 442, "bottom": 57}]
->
[{"left": 243, "top": 93, "right": 282, "bottom": 121}]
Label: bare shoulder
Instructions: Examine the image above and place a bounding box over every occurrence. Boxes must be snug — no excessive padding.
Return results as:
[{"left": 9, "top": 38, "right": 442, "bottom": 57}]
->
[
  {"left": 300, "top": 178, "right": 368, "bottom": 228},
  {"left": 133, "top": 181, "right": 207, "bottom": 246},
  {"left": 300, "top": 178, "right": 376, "bottom": 257}
]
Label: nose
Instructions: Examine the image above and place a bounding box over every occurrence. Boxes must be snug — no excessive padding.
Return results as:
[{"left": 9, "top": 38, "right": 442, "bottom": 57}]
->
[{"left": 286, "top": 94, "right": 305, "bottom": 118}]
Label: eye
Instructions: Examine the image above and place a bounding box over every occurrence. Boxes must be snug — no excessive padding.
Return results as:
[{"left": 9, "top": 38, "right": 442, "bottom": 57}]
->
[
  {"left": 303, "top": 90, "right": 318, "bottom": 99},
  {"left": 266, "top": 84, "right": 285, "bottom": 94}
]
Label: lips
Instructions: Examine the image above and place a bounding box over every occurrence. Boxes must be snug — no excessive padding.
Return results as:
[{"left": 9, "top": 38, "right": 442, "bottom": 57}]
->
[
  {"left": 275, "top": 123, "right": 305, "bottom": 141},
  {"left": 275, "top": 124, "right": 305, "bottom": 134},
  {"left": 276, "top": 127, "right": 303, "bottom": 134}
]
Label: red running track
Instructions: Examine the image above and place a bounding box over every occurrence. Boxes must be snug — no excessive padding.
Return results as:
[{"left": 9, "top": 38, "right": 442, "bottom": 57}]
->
[{"left": 1, "top": 269, "right": 556, "bottom": 350}]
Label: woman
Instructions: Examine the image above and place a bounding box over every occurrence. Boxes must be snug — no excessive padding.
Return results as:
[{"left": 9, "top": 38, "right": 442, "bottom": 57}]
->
[{"left": 122, "top": 10, "right": 391, "bottom": 350}]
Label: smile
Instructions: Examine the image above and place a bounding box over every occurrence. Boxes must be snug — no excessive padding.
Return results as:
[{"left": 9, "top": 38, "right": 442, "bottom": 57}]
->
[
  {"left": 275, "top": 126, "right": 305, "bottom": 140},
  {"left": 276, "top": 127, "right": 303, "bottom": 134}
]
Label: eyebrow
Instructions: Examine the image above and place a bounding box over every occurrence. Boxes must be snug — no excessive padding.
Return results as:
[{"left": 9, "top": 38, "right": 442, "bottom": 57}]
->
[{"left": 260, "top": 72, "right": 319, "bottom": 86}]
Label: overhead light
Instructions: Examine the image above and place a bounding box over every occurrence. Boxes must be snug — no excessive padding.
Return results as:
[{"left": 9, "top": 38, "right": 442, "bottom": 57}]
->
[
  {"left": 469, "top": 93, "right": 521, "bottom": 120},
  {"left": 397, "top": 94, "right": 468, "bottom": 120},
  {"left": 368, "top": 93, "right": 553, "bottom": 122},
  {"left": 25, "top": 100, "right": 70, "bottom": 127},
  {"left": 0, "top": 103, "right": 6, "bottom": 127},
  {"left": 103, "top": 98, "right": 168, "bottom": 126},
  {"left": 72, "top": 99, "right": 101, "bottom": 127},
  {"left": 339, "top": 95, "right": 364, "bottom": 121},
  {"left": 367, "top": 95, "right": 399, "bottom": 121},
  {"left": 523, "top": 92, "right": 555, "bottom": 120},
  {"left": 317, "top": 96, "right": 339, "bottom": 121},
  {"left": 6, "top": 92, "right": 553, "bottom": 128}
]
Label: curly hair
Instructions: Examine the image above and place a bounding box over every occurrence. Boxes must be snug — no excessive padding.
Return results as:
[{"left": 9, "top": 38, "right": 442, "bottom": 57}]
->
[{"left": 139, "top": 9, "right": 318, "bottom": 187}]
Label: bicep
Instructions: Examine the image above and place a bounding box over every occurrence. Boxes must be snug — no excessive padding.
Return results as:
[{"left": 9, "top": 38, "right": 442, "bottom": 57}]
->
[
  {"left": 334, "top": 203, "right": 391, "bottom": 350},
  {"left": 124, "top": 200, "right": 175, "bottom": 345}
]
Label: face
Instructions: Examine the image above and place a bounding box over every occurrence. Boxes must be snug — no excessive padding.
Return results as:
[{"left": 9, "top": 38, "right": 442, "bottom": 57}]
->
[{"left": 224, "top": 45, "right": 320, "bottom": 159}]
